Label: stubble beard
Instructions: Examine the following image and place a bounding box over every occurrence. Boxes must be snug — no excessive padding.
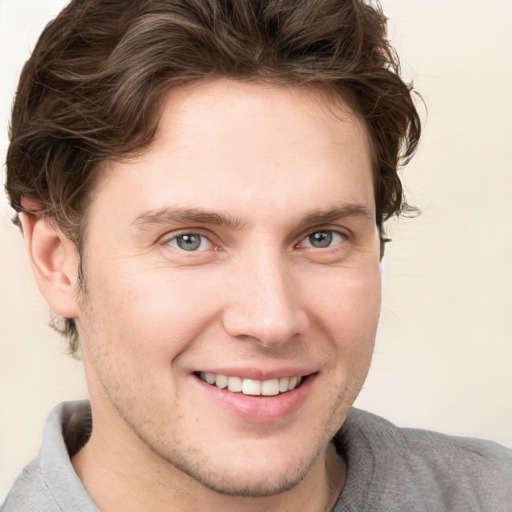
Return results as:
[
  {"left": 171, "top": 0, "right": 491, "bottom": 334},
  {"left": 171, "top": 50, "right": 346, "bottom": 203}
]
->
[
  {"left": 105, "top": 379, "right": 357, "bottom": 499},
  {"left": 82, "top": 329, "right": 361, "bottom": 500},
  {"left": 123, "top": 415, "right": 333, "bottom": 498},
  {"left": 75, "top": 269, "right": 364, "bottom": 501}
]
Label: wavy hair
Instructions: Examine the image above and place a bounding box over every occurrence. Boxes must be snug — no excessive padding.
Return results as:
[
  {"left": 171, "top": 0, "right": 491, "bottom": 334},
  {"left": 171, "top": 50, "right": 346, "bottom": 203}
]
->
[{"left": 6, "top": 0, "right": 421, "bottom": 352}]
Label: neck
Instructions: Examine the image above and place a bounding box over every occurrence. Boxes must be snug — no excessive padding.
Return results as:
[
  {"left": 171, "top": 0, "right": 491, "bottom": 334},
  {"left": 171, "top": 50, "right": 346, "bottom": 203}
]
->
[{"left": 72, "top": 416, "right": 346, "bottom": 512}]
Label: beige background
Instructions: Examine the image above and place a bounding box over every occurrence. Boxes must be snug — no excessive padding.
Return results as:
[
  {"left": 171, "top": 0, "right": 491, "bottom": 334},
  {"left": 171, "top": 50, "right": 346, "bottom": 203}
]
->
[{"left": 1, "top": 0, "right": 511, "bottom": 500}]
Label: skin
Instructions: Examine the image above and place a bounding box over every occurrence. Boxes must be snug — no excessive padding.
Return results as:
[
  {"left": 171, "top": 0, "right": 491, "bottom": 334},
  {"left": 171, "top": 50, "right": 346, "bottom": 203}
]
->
[{"left": 22, "top": 79, "right": 381, "bottom": 512}]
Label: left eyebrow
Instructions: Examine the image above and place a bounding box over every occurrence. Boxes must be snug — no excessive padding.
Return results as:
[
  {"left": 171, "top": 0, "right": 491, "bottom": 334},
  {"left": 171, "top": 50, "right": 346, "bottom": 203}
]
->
[
  {"left": 295, "top": 203, "right": 375, "bottom": 231},
  {"left": 132, "top": 203, "right": 374, "bottom": 232},
  {"left": 132, "top": 207, "right": 246, "bottom": 230}
]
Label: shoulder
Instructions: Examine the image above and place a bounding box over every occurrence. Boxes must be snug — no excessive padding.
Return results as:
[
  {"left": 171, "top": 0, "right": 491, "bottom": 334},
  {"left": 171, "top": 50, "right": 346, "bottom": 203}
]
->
[
  {"left": 1, "top": 401, "right": 96, "bottom": 512},
  {"left": 334, "top": 408, "right": 512, "bottom": 511},
  {"left": 1, "top": 456, "right": 59, "bottom": 512},
  {"left": 344, "top": 407, "right": 512, "bottom": 466}
]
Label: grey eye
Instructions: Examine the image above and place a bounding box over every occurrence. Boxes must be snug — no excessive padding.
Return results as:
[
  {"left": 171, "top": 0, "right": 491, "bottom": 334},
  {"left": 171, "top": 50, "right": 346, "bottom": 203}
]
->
[
  {"left": 172, "top": 234, "right": 204, "bottom": 251},
  {"left": 307, "top": 231, "right": 334, "bottom": 248}
]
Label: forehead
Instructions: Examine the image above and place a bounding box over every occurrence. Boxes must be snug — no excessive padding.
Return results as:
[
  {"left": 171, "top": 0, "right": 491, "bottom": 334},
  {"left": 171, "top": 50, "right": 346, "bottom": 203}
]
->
[
  {"left": 152, "top": 79, "right": 371, "bottom": 164},
  {"left": 90, "top": 79, "right": 375, "bottom": 229}
]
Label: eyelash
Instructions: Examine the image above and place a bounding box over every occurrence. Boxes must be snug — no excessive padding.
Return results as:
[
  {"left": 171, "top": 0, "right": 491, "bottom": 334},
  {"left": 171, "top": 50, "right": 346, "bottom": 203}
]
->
[
  {"left": 163, "top": 232, "right": 215, "bottom": 252},
  {"left": 162, "top": 228, "right": 348, "bottom": 253},
  {"left": 296, "top": 229, "right": 347, "bottom": 250}
]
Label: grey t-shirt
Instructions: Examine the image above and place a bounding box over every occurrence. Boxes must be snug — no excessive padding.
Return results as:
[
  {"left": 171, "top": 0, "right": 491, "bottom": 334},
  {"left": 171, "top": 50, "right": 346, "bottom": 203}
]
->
[{"left": 2, "top": 401, "right": 511, "bottom": 511}]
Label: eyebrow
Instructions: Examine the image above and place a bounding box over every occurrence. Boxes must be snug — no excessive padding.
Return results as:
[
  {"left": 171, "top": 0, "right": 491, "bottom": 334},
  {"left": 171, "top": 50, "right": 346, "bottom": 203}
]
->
[
  {"left": 295, "top": 204, "right": 375, "bottom": 231},
  {"left": 132, "top": 203, "right": 374, "bottom": 231},
  {"left": 132, "top": 207, "right": 246, "bottom": 230}
]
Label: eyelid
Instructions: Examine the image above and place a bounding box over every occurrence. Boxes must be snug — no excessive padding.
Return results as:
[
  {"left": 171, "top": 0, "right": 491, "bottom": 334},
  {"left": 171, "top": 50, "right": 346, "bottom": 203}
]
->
[
  {"left": 160, "top": 229, "right": 218, "bottom": 251},
  {"left": 295, "top": 226, "right": 350, "bottom": 249}
]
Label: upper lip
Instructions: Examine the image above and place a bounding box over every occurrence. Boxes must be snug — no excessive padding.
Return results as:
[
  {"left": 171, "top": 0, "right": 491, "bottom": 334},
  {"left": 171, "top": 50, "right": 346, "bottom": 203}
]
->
[{"left": 193, "top": 366, "right": 317, "bottom": 381}]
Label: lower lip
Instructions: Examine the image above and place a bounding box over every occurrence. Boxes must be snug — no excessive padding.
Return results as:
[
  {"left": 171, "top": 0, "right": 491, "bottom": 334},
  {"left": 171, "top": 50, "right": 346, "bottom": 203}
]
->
[{"left": 193, "top": 374, "right": 317, "bottom": 424}]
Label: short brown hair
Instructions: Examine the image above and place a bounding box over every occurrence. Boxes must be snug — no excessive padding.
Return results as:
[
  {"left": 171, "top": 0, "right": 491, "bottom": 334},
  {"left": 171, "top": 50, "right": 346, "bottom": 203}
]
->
[{"left": 5, "top": 0, "right": 421, "bottom": 352}]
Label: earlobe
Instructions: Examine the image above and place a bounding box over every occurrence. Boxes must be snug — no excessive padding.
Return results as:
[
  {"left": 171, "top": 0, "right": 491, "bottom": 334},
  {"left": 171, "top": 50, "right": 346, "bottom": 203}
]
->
[{"left": 19, "top": 207, "right": 80, "bottom": 320}]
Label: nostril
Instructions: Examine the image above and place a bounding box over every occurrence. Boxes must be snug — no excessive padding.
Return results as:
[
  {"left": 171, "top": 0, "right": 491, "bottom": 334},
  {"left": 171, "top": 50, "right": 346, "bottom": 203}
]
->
[{"left": 222, "top": 310, "right": 309, "bottom": 348}]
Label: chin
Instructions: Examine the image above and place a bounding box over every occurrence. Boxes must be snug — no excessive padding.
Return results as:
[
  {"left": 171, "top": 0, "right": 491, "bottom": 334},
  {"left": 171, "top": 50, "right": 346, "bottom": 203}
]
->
[{"left": 170, "top": 450, "right": 317, "bottom": 498}]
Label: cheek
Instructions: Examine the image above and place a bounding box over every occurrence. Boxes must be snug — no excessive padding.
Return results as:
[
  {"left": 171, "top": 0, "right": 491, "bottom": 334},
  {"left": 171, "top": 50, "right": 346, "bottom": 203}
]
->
[
  {"left": 82, "top": 264, "right": 223, "bottom": 360},
  {"left": 317, "top": 266, "right": 381, "bottom": 355}
]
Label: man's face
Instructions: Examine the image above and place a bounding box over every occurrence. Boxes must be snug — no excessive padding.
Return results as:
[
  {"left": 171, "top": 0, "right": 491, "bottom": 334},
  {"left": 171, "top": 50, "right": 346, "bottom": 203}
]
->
[{"left": 76, "top": 79, "right": 381, "bottom": 496}]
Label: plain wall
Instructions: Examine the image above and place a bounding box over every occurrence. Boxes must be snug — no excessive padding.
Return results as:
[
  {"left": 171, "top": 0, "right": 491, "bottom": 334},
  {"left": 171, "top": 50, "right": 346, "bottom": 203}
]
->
[{"left": 1, "top": 0, "right": 511, "bottom": 500}]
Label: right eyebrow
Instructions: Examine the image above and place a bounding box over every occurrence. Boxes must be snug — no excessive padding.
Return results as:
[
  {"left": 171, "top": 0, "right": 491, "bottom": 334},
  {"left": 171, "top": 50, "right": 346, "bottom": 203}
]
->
[
  {"left": 295, "top": 204, "right": 375, "bottom": 231},
  {"left": 132, "top": 207, "right": 246, "bottom": 231}
]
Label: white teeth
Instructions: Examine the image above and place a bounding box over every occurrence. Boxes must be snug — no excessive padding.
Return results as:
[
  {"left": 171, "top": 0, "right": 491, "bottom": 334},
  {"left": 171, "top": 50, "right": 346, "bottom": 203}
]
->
[
  {"left": 215, "top": 374, "right": 228, "bottom": 389},
  {"left": 261, "top": 379, "right": 280, "bottom": 396},
  {"left": 227, "top": 376, "right": 242, "bottom": 392},
  {"left": 198, "top": 373, "right": 303, "bottom": 396},
  {"left": 242, "top": 379, "right": 261, "bottom": 396},
  {"left": 204, "top": 372, "right": 216, "bottom": 385}
]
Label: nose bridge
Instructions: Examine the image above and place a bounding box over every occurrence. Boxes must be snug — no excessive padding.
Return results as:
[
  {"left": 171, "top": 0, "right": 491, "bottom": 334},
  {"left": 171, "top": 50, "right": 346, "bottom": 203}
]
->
[{"left": 223, "top": 244, "right": 308, "bottom": 346}]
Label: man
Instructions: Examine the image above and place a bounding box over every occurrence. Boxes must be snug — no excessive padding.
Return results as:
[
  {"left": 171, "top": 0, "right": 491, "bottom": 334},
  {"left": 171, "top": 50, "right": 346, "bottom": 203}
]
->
[{"left": 2, "top": 0, "right": 511, "bottom": 511}]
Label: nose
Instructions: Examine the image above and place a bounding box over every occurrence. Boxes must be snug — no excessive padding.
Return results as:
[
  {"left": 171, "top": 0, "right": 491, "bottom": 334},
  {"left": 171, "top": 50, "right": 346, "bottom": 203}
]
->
[{"left": 222, "top": 250, "right": 309, "bottom": 347}]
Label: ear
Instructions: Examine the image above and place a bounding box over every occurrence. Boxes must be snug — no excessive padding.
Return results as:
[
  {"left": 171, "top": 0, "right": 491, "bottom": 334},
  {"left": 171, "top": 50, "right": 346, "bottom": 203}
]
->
[
  {"left": 19, "top": 199, "right": 80, "bottom": 319},
  {"left": 378, "top": 225, "right": 390, "bottom": 261}
]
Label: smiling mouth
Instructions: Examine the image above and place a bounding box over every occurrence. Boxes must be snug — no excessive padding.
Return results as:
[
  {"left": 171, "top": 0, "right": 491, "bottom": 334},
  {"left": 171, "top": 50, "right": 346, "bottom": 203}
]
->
[{"left": 197, "top": 372, "right": 304, "bottom": 396}]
